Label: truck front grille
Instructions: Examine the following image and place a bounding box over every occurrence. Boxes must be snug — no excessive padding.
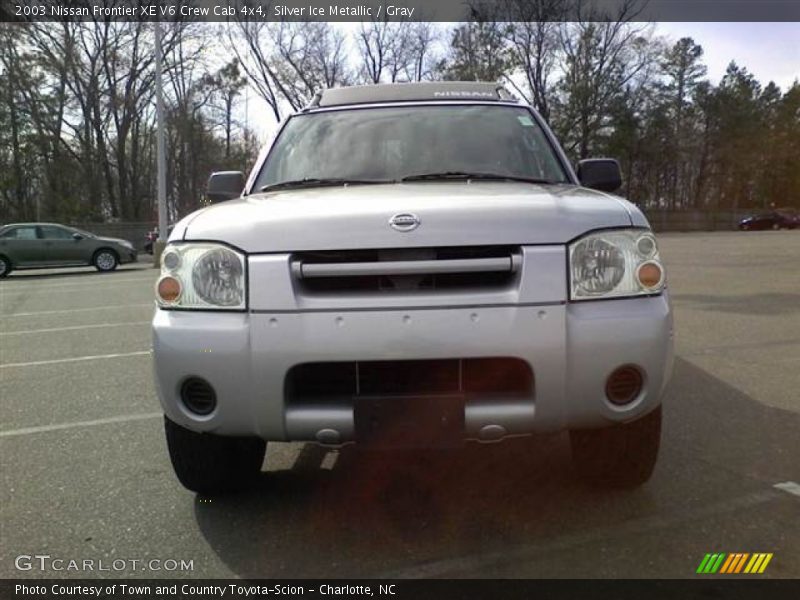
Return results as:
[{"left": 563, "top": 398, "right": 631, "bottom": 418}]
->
[
  {"left": 285, "top": 358, "right": 534, "bottom": 402},
  {"left": 292, "top": 246, "right": 520, "bottom": 293}
]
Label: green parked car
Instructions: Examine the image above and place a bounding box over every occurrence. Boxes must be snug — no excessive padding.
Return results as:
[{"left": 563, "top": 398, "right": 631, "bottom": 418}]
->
[{"left": 0, "top": 223, "right": 137, "bottom": 278}]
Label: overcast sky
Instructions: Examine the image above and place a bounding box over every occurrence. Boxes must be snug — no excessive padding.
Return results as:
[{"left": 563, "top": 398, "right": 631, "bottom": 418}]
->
[
  {"left": 656, "top": 22, "right": 800, "bottom": 90},
  {"left": 242, "top": 22, "right": 800, "bottom": 142}
]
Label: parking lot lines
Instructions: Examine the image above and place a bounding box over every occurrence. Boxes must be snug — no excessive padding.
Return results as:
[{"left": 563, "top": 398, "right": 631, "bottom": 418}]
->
[
  {"left": 1, "top": 303, "right": 152, "bottom": 318},
  {"left": 0, "top": 412, "right": 161, "bottom": 438},
  {"left": 381, "top": 487, "right": 786, "bottom": 579},
  {"left": 0, "top": 350, "right": 150, "bottom": 369},
  {"left": 0, "top": 275, "right": 155, "bottom": 292},
  {"left": 1, "top": 232, "right": 798, "bottom": 579},
  {"left": 0, "top": 321, "right": 151, "bottom": 336},
  {"left": 773, "top": 481, "right": 800, "bottom": 497}
]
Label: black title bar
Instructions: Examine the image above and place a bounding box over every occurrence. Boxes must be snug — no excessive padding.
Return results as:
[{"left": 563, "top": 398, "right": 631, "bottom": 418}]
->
[
  {"left": 3, "top": 580, "right": 800, "bottom": 600},
  {"left": 4, "top": 0, "right": 800, "bottom": 22}
]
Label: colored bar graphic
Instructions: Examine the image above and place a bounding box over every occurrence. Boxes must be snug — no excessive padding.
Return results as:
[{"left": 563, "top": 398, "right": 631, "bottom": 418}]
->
[
  {"left": 700, "top": 553, "right": 774, "bottom": 574},
  {"left": 758, "top": 554, "right": 773, "bottom": 574},
  {"left": 719, "top": 554, "right": 736, "bottom": 573},
  {"left": 729, "top": 554, "right": 743, "bottom": 573},
  {"left": 744, "top": 555, "right": 760, "bottom": 573},
  {"left": 728, "top": 554, "right": 743, "bottom": 573},
  {"left": 735, "top": 553, "right": 749, "bottom": 573},
  {"left": 696, "top": 554, "right": 712, "bottom": 574},
  {"left": 709, "top": 553, "right": 726, "bottom": 573}
]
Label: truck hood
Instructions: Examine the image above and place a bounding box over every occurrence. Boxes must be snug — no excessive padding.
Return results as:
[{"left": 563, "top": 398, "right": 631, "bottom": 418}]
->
[{"left": 178, "top": 182, "right": 636, "bottom": 252}]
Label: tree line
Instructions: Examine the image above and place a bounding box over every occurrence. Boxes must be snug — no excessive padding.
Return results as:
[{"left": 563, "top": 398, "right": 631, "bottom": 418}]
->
[{"left": 1, "top": 9, "right": 798, "bottom": 225}]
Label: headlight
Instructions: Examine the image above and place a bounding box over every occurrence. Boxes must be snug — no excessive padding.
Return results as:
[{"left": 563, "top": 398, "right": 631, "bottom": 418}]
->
[
  {"left": 119, "top": 241, "right": 134, "bottom": 250},
  {"left": 569, "top": 229, "right": 665, "bottom": 300},
  {"left": 156, "top": 243, "right": 246, "bottom": 310}
]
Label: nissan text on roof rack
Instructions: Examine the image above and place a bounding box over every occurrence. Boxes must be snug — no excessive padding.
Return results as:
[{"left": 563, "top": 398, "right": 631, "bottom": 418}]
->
[{"left": 152, "top": 82, "right": 674, "bottom": 494}]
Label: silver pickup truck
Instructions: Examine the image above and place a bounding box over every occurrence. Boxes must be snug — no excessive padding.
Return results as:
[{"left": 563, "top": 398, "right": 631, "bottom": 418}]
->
[{"left": 152, "top": 82, "right": 673, "bottom": 494}]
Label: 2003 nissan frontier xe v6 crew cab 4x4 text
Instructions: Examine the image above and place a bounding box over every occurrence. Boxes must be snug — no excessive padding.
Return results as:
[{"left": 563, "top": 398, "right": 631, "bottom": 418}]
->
[{"left": 152, "top": 82, "right": 674, "bottom": 495}]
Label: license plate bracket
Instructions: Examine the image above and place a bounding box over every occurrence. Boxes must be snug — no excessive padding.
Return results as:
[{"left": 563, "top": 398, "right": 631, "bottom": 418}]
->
[{"left": 354, "top": 394, "right": 465, "bottom": 449}]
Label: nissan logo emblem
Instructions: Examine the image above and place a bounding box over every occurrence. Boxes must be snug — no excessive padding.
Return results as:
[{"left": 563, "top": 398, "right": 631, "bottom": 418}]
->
[{"left": 389, "top": 213, "right": 420, "bottom": 232}]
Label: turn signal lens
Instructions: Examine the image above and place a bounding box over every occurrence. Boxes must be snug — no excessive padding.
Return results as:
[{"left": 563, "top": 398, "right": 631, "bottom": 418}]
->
[
  {"left": 156, "top": 276, "right": 182, "bottom": 304},
  {"left": 637, "top": 261, "right": 663, "bottom": 290}
]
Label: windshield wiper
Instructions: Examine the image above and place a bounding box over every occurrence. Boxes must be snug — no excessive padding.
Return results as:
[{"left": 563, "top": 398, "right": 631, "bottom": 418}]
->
[
  {"left": 259, "top": 178, "right": 392, "bottom": 192},
  {"left": 401, "top": 171, "right": 555, "bottom": 185}
]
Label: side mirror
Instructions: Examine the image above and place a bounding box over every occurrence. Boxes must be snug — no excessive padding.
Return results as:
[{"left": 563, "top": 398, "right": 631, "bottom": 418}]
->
[
  {"left": 577, "top": 159, "right": 622, "bottom": 193},
  {"left": 72, "top": 233, "right": 84, "bottom": 241},
  {"left": 206, "top": 171, "right": 245, "bottom": 203}
]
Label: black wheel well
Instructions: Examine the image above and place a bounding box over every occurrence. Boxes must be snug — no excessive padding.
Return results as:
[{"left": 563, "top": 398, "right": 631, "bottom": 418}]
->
[
  {"left": 92, "top": 247, "right": 119, "bottom": 261},
  {"left": 0, "top": 253, "right": 11, "bottom": 266}
]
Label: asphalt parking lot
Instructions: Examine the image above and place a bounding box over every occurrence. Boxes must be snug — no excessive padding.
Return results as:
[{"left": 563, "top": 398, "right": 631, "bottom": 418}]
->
[{"left": 1, "top": 231, "right": 798, "bottom": 579}]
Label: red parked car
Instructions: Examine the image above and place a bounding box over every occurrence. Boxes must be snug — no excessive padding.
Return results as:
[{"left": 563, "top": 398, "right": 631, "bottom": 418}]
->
[{"left": 738, "top": 209, "right": 799, "bottom": 230}]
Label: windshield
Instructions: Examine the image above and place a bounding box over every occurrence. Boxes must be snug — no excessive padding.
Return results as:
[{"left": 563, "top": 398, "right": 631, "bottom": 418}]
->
[{"left": 254, "top": 105, "right": 570, "bottom": 190}]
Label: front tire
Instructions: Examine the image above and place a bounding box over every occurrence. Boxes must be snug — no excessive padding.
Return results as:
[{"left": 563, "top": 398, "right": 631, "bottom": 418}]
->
[
  {"left": 0, "top": 255, "right": 11, "bottom": 278},
  {"left": 93, "top": 249, "right": 119, "bottom": 272},
  {"left": 570, "top": 406, "right": 661, "bottom": 488},
  {"left": 164, "top": 417, "right": 266, "bottom": 495}
]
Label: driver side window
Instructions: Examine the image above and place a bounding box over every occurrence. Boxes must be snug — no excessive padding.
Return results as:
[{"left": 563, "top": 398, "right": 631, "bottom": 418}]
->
[{"left": 39, "top": 226, "right": 74, "bottom": 240}]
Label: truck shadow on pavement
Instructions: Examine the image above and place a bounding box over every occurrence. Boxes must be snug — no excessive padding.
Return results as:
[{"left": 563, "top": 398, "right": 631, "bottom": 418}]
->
[
  {"left": 193, "top": 357, "right": 800, "bottom": 578},
  {"left": 670, "top": 292, "right": 800, "bottom": 316}
]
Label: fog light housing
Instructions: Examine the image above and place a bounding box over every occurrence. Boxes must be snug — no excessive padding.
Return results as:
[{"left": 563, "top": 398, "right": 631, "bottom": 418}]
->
[
  {"left": 180, "top": 378, "right": 217, "bottom": 415},
  {"left": 606, "top": 366, "right": 643, "bottom": 406}
]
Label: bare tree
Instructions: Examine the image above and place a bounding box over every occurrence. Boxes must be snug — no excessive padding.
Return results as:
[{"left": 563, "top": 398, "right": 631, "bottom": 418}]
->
[
  {"left": 201, "top": 60, "right": 247, "bottom": 159},
  {"left": 227, "top": 21, "right": 285, "bottom": 122},
  {"left": 3, "top": 16, "right": 798, "bottom": 224},
  {"left": 229, "top": 20, "right": 349, "bottom": 119},
  {"left": 405, "top": 22, "right": 440, "bottom": 82},
  {"left": 502, "top": 0, "right": 565, "bottom": 122},
  {"left": 437, "top": 4, "right": 510, "bottom": 82},
  {"left": 555, "top": 1, "right": 657, "bottom": 159},
  {"left": 356, "top": 18, "right": 418, "bottom": 84},
  {"left": 270, "top": 21, "right": 351, "bottom": 109}
]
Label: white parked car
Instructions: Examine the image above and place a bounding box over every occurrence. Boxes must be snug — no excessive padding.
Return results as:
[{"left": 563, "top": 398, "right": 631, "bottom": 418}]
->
[{"left": 152, "top": 82, "right": 674, "bottom": 494}]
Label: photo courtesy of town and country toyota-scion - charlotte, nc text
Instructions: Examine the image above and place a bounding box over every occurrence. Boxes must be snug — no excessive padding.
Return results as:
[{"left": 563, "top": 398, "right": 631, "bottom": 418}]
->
[
  {"left": 14, "top": 584, "right": 395, "bottom": 597},
  {"left": 14, "top": 3, "right": 416, "bottom": 18}
]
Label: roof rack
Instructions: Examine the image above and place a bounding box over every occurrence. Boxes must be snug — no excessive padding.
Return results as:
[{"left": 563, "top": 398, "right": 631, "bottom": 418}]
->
[{"left": 304, "top": 82, "right": 519, "bottom": 110}]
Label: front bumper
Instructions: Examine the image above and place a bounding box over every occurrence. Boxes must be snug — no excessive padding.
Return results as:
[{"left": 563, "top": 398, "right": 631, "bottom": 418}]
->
[{"left": 152, "top": 292, "right": 673, "bottom": 442}]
